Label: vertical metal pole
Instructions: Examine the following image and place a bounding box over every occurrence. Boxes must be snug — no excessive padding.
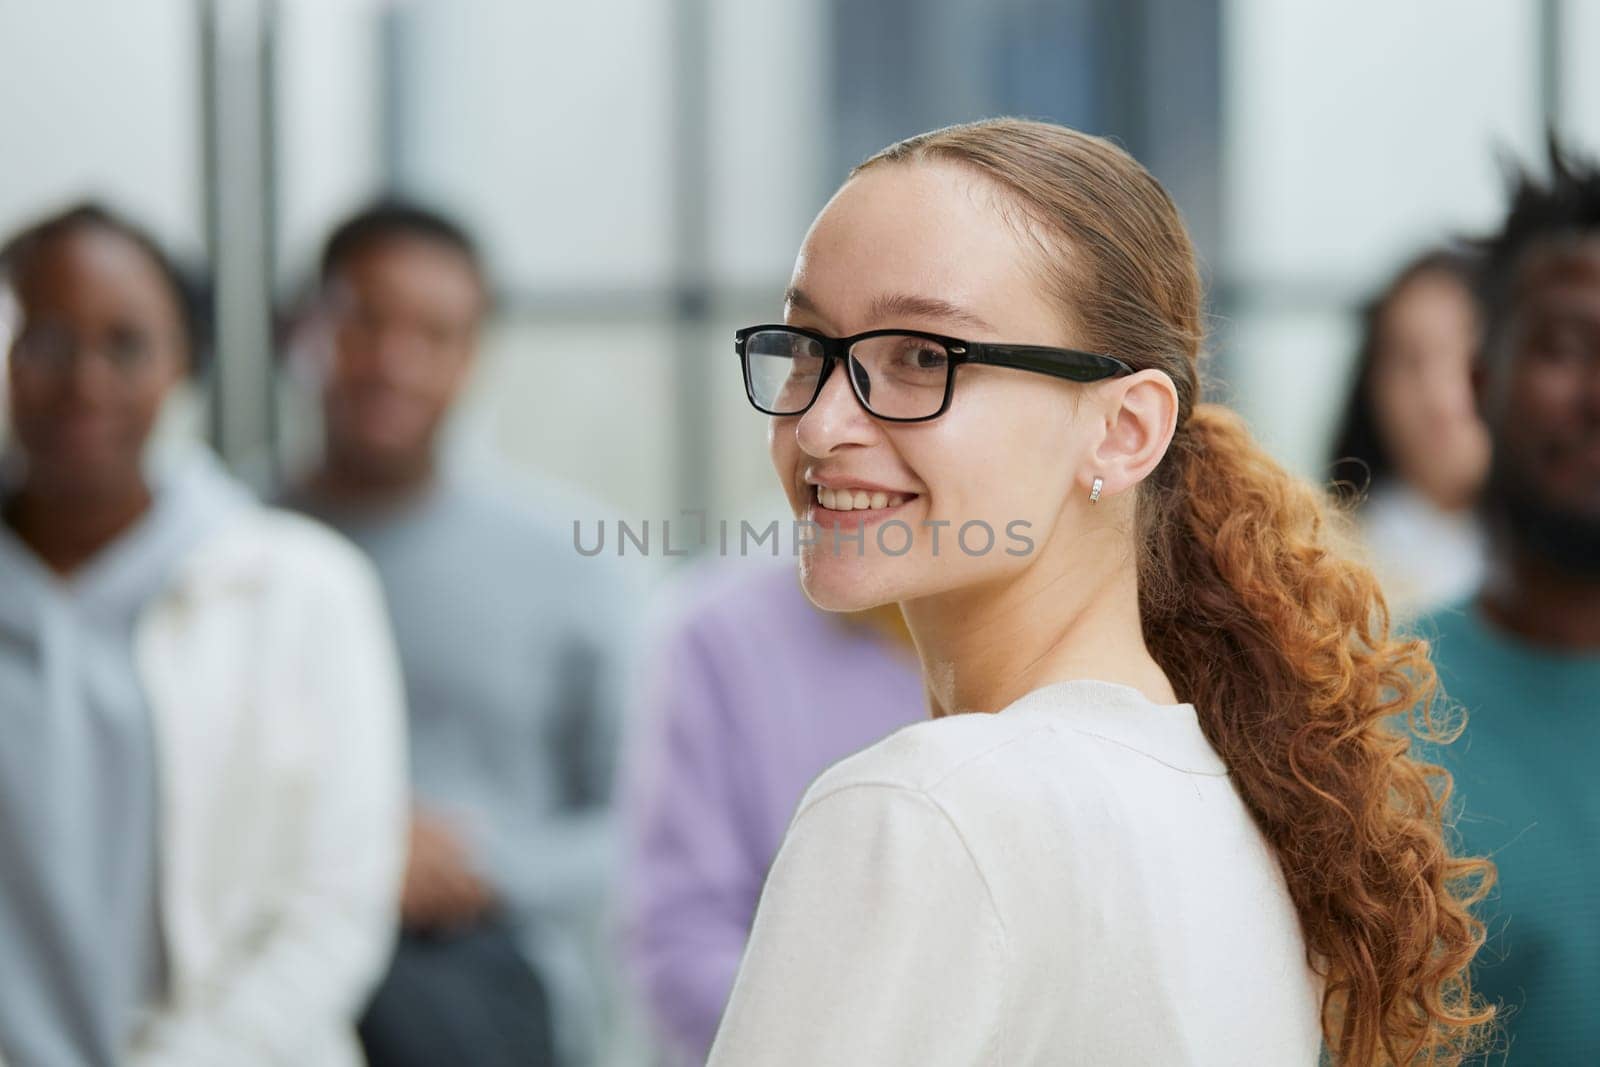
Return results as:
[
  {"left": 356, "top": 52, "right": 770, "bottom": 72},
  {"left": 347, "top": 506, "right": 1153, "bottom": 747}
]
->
[
  {"left": 1139, "top": 0, "right": 1225, "bottom": 380},
  {"left": 199, "top": 0, "right": 219, "bottom": 324},
  {"left": 1098, "top": 0, "right": 1149, "bottom": 160},
  {"left": 378, "top": 2, "right": 408, "bottom": 189},
  {"left": 200, "top": 0, "right": 279, "bottom": 490},
  {"left": 1139, "top": 0, "right": 1222, "bottom": 264},
  {"left": 1538, "top": 0, "right": 1563, "bottom": 137},
  {"left": 261, "top": 0, "right": 280, "bottom": 313},
  {"left": 671, "top": 0, "right": 714, "bottom": 545}
]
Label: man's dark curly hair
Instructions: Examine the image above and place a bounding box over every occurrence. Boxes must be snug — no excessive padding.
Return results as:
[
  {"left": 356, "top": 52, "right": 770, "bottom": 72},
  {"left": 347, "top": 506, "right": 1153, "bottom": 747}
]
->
[
  {"left": 319, "top": 198, "right": 485, "bottom": 293},
  {"left": 1474, "top": 136, "right": 1600, "bottom": 364}
]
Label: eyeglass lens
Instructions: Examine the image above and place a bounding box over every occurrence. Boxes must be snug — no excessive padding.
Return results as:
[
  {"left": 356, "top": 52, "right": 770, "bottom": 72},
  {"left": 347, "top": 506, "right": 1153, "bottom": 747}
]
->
[{"left": 744, "top": 329, "right": 951, "bottom": 419}]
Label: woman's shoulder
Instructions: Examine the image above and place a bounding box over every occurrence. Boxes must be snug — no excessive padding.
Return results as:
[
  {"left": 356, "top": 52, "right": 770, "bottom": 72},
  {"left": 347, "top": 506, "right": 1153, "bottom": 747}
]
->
[
  {"left": 798, "top": 708, "right": 1053, "bottom": 817},
  {"left": 799, "top": 679, "right": 1224, "bottom": 824},
  {"left": 775, "top": 714, "right": 1033, "bottom": 915},
  {"left": 245, "top": 506, "right": 370, "bottom": 566},
  {"left": 780, "top": 703, "right": 1127, "bottom": 920},
  {"left": 174, "top": 505, "right": 384, "bottom": 606}
]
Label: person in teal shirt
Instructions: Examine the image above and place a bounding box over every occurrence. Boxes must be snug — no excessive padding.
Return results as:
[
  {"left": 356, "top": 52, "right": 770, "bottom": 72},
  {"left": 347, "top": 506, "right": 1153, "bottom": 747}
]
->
[{"left": 1413, "top": 140, "right": 1600, "bottom": 1064}]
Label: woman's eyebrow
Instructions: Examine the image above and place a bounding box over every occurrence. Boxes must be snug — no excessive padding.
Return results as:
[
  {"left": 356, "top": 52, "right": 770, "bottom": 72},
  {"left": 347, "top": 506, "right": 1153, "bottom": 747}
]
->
[
  {"left": 869, "top": 292, "right": 994, "bottom": 332},
  {"left": 783, "top": 286, "right": 994, "bottom": 333},
  {"left": 783, "top": 286, "right": 822, "bottom": 318}
]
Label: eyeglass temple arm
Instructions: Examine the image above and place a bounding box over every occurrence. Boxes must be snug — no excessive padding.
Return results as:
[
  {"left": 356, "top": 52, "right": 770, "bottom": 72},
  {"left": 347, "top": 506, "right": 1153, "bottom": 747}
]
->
[{"left": 960, "top": 342, "right": 1134, "bottom": 381}]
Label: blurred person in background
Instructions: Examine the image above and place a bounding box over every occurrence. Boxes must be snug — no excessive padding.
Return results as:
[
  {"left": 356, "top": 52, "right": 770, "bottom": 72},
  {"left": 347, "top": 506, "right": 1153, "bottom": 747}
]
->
[
  {"left": 0, "top": 204, "right": 407, "bottom": 1066},
  {"left": 282, "top": 201, "right": 628, "bottom": 1067},
  {"left": 708, "top": 118, "right": 1495, "bottom": 1066},
  {"left": 619, "top": 559, "right": 924, "bottom": 1065},
  {"left": 1416, "top": 142, "right": 1600, "bottom": 1064},
  {"left": 1329, "top": 248, "right": 1491, "bottom": 621}
]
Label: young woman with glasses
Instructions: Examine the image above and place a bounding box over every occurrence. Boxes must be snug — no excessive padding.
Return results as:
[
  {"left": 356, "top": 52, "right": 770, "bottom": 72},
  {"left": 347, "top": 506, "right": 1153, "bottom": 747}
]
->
[{"left": 709, "top": 120, "right": 1494, "bottom": 1066}]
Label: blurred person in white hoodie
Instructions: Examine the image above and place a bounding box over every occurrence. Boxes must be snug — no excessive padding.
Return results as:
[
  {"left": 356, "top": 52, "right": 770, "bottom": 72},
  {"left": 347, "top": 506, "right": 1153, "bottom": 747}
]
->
[{"left": 0, "top": 203, "right": 408, "bottom": 1067}]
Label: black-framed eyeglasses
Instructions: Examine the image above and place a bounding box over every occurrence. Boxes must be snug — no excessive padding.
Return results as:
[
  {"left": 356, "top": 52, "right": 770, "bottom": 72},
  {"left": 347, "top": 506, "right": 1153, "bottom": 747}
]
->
[
  {"left": 9, "top": 323, "right": 159, "bottom": 378},
  {"left": 735, "top": 324, "right": 1134, "bottom": 422}
]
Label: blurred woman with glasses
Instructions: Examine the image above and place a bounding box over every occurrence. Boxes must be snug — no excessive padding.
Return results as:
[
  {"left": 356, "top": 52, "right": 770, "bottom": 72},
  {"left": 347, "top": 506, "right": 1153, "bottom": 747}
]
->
[
  {"left": 0, "top": 204, "right": 406, "bottom": 1067},
  {"left": 1329, "top": 249, "right": 1490, "bottom": 622},
  {"left": 710, "top": 120, "right": 1495, "bottom": 1066}
]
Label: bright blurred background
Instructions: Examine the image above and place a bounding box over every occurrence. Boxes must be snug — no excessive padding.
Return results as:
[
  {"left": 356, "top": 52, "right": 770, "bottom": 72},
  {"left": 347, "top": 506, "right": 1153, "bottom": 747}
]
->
[
  {"left": 2, "top": 0, "right": 1594, "bottom": 567},
  {"left": 0, "top": 3, "right": 1595, "bottom": 1063}
]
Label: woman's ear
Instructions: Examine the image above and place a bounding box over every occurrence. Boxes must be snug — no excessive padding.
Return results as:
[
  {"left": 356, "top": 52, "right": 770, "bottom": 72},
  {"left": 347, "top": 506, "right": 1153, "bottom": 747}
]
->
[{"left": 1087, "top": 369, "right": 1179, "bottom": 501}]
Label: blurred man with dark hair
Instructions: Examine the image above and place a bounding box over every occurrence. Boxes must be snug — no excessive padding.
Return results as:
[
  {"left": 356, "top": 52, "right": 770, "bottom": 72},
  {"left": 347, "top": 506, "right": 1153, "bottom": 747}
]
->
[
  {"left": 283, "top": 200, "right": 628, "bottom": 1067},
  {"left": 1418, "top": 141, "right": 1600, "bottom": 1063}
]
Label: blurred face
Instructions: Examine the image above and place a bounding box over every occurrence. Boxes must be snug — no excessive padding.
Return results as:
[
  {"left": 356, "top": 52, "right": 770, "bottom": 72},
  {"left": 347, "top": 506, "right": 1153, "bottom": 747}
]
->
[
  {"left": 4, "top": 226, "right": 185, "bottom": 498},
  {"left": 770, "top": 162, "right": 1122, "bottom": 612},
  {"left": 1481, "top": 237, "right": 1600, "bottom": 571},
  {"left": 321, "top": 236, "right": 484, "bottom": 478},
  {"left": 1370, "top": 272, "right": 1490, "bottom": 509}
]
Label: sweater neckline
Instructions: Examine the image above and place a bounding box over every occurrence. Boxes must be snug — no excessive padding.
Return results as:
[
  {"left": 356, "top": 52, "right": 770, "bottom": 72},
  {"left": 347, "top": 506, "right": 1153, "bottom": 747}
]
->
[
  {"left": 1022, "top": 677, "right": 1194, "bottom": 712},
  {"left": 1001, "top": 678, "right": 1229, "bottom": 776}
]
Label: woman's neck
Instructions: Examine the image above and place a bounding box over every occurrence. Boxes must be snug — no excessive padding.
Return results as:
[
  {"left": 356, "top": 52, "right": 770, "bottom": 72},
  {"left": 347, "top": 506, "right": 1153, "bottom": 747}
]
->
[
  {"left": 4, "top": 479, "right": 154, "bottom": 576},
  {"left": 901, "top": 546, "right": 1175, "bottom": 717}
]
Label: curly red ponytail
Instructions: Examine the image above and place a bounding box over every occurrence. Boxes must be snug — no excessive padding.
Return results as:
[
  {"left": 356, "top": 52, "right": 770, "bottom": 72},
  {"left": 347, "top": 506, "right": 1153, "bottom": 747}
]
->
[{"left": 1145, "top": 403, "right": 1495, "bottom": 1064}]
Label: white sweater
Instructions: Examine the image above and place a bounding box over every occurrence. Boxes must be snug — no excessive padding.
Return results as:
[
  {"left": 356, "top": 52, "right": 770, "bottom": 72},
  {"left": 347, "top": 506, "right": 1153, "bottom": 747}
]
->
[
  {"left": 118, "top": 505, "right": 409, "bottom": 1067},
  {"left": 708, "top": 679, "right": 1324, "bottom": 1066},
  {"left": 0, "top": 454, "right": 407, "bottom": 1067}
]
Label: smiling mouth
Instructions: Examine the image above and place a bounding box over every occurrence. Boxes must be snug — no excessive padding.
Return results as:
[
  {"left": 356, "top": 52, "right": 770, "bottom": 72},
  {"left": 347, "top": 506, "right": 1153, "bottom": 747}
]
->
[
  {"left": 806, "top": 486, "right": 921, "bottom": 530},
  {"left": 812, "top": 485, "right": 916, "bottom": 511}
]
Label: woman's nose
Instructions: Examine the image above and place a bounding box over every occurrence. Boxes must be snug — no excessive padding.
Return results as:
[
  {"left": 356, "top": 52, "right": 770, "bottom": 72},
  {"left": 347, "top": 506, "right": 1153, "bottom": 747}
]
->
[{"left": 794, "top": 357, "right": 875, "bottom": 456}]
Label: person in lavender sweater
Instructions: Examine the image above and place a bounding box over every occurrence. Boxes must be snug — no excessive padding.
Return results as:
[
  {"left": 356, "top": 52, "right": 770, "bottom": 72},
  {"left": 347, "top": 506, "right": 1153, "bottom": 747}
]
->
[{"left": 618, "top": 558, "right": 925, "bottom": 1064}]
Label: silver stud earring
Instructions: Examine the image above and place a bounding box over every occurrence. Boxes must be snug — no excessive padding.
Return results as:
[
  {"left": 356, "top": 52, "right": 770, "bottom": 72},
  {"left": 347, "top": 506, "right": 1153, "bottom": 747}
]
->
[{"left": 1089, "top": 476, "right": 1104, "bottom": 504}]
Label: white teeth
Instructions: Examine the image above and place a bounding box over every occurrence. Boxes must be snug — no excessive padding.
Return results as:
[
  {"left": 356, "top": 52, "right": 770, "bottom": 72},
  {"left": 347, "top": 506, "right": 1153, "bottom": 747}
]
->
[{"left": 815, "top": 486, "right": 914, "bottom": 511}]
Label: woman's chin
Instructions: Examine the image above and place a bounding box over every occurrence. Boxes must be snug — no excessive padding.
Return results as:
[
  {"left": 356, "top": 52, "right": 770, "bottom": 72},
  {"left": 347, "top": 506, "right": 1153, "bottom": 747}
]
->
[{"left": 796, "top": 552, "right": 898, "bottom": 614}]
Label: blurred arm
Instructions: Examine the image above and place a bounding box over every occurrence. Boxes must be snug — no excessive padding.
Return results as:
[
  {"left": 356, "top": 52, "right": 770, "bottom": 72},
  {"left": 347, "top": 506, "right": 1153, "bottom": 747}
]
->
[{"left": 619, "top": 622, "right": 773, "bottom": 1061}]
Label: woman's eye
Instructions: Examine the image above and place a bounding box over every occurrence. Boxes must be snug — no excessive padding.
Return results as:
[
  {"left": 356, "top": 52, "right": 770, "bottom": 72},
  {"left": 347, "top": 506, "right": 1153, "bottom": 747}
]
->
[
  {"left": 108, "top": 329, "right": 153, "bottom": 366},
  {"left": 900, "top": 345, "right": 946, "bottom": 369},
  {"left": 15, "top": 326, "right": 70, "bottom": 365}
]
